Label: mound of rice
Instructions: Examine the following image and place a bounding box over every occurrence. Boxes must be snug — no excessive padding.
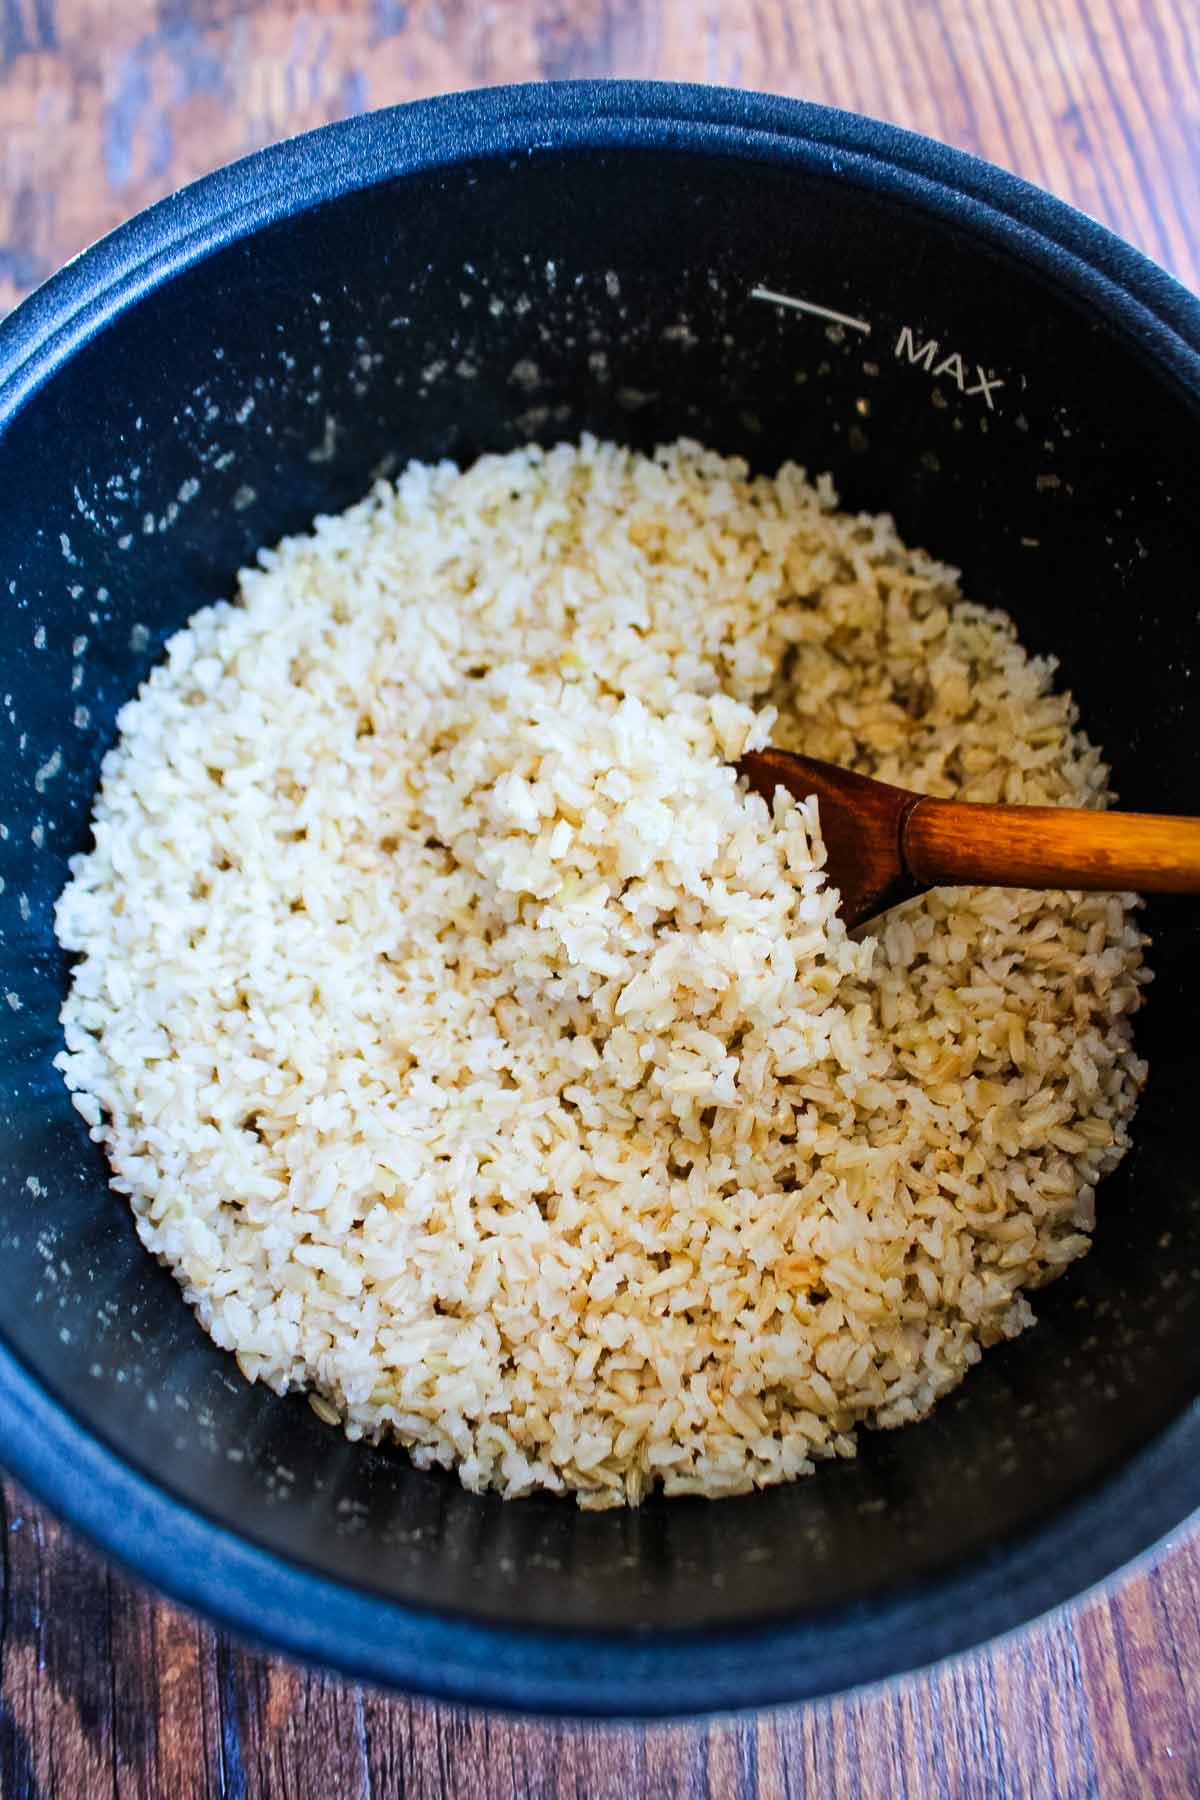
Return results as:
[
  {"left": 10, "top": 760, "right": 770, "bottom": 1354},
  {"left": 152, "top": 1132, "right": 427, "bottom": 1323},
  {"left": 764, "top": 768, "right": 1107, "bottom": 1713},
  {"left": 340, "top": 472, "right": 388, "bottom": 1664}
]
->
[{"left": 55, "top": 438, "right": 1149, "bottom": 1507}]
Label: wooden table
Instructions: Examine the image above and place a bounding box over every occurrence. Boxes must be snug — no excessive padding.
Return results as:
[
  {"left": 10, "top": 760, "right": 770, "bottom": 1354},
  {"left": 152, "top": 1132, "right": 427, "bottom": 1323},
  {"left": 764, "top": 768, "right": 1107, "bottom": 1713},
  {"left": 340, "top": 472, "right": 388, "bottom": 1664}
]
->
[{"left": 3, "top": 2, "right": 1199, "bottom": 1794}]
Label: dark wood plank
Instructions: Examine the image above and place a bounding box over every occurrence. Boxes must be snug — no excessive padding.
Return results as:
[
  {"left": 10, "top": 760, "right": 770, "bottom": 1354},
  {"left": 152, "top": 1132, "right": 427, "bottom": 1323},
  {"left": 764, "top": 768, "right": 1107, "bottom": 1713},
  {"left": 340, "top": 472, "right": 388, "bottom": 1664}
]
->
[
  {"left": 3, "top": 1, "right": 1200, "bottom": 1795},
  {"left": 107, "top": 1575, "right": 223, "bottom": 1799}
]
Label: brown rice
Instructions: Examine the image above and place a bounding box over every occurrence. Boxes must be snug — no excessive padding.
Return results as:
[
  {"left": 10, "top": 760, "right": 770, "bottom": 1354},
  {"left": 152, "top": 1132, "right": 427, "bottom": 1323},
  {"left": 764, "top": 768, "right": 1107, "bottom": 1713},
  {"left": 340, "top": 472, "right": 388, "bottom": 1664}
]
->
[{"left": 54, "top": 438, "right": 1149, "bottom": 1507}]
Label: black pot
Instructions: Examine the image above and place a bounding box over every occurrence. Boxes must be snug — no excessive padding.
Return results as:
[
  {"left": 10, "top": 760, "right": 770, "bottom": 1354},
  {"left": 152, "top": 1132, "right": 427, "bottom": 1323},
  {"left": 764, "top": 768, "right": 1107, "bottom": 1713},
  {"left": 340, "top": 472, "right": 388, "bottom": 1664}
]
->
[{"left": 1, "top": 81, "right": 1198, "bottom": 1717}]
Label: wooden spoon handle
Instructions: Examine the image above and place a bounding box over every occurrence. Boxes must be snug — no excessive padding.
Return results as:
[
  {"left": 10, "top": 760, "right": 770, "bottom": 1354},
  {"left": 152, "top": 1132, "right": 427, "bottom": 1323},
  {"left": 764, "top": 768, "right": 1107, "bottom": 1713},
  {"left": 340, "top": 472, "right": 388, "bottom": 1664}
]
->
[{"left": 904, "top": 800, "right": 1200, "bottom": 895}]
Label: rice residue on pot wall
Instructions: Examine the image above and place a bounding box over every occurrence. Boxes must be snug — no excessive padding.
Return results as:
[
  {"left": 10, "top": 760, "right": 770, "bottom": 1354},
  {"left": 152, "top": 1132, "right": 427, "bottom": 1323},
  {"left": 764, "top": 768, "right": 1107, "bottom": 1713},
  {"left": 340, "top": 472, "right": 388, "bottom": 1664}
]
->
[{"left": 54, "top": 438, "right": 1148, "bottom": 1508}]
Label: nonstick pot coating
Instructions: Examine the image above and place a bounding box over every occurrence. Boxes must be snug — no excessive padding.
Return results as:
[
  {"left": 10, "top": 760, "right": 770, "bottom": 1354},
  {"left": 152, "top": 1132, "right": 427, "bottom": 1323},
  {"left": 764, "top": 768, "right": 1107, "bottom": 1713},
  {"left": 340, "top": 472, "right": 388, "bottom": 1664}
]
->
[{"left": 0, "top": 83, "right": 1198, "bottom": 1714}]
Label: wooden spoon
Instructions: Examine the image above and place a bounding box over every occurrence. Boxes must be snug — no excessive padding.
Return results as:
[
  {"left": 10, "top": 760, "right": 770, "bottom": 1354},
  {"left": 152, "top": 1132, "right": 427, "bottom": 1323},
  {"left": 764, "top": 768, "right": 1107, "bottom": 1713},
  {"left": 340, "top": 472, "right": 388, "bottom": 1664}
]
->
[{"left": 738, "top": 748, "right": 1200, "bottom": 929}]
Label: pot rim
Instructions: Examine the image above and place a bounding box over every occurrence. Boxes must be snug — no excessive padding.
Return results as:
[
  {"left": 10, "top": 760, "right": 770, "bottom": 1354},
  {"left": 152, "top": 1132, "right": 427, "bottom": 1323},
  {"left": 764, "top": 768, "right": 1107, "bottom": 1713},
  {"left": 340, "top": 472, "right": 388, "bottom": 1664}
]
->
[{"left": 1, "top": 79, "right": 1197, "bottom": 1716}]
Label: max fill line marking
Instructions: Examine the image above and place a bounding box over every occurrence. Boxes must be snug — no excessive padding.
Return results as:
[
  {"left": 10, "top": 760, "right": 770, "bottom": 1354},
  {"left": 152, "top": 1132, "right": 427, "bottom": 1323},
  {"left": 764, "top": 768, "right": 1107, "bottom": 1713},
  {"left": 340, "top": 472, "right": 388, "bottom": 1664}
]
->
[{"left": 750, "top": 286, "right": 872, "bottom": 335}]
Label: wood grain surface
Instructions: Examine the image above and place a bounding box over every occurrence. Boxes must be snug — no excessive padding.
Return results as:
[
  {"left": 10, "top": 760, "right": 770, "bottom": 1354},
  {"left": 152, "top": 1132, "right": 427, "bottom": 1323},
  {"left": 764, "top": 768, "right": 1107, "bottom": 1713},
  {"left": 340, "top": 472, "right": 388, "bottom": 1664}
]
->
[{"left": 3, "top": 2, "right": 1200, "bottom": 1795}]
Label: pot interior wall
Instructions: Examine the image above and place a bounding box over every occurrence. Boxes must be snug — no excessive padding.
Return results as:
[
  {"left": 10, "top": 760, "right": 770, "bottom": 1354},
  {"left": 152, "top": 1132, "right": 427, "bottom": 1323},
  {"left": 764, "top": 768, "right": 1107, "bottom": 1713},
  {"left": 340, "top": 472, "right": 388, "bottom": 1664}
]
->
[{"left": 1, "top": 144, "right": 1198, "bottom": 1633}]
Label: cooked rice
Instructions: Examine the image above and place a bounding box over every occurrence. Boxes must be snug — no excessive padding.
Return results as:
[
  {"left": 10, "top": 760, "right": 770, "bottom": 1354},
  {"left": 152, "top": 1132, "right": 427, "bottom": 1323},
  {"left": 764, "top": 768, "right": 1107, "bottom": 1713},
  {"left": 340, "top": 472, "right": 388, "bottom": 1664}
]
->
[{"left": 54, "top": 438, "right": 1149, "bottom": 1508}]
